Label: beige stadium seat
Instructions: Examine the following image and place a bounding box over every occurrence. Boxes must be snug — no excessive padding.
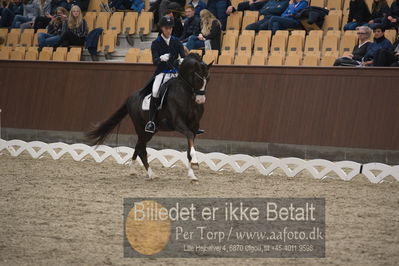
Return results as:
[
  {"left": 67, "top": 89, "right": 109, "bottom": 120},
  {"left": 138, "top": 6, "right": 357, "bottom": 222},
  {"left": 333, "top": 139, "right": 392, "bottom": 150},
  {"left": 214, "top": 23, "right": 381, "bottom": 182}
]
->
[
  {"left": 221, "top": 33, "right": 237, "bottom": 55},
  {"left": 270, "top": 34, "right": 287, "bottom": 55},
  {"left": 339, "top": 34, "right": 357, "bottom": 56},
  {"left": 234, "top": 54, "right": 250, "bottom": 65},
  {"left": 320, "top": 55, "right": 337, "bottom": 66},
  {"left": 244, "top": 10, "right": 259, "bottom": 17},
  {"left": 326, "top": 30, "right": 341, "bottom": 38},
  {"left": 253, "top": 33, "right": 270, "bottom": 55},
  {"left": 10, "top": 50, "right": 24, "bottom": 60},
  {"left": 95, "top": 12, "right": 111, "bottom": 30},
  {"left": 88, "top": 0, "right": 104, "bottom": 11},
  {"left": 25, "top": 47, "right": 39, "bottom": 60},
  {"left": 322, "top": 35, "right": 339, "bottom": 56},
  {"left": 39, "top": 50, "right": 52, "bottom": 61},
  {"left": 84, "top": 12, "right": 98, "bottom": 32},
  {"left": 327, "top": 0, "right": 343, "bottom": 10},
  {"left": 311, "top": 0, "right": 325, "bottom": 8},
  {"left": 291, "top": 30, "right": 306, "bottom": 43},
  {"left": 241, "top": 30, "right": 256, "bottom": 40},
  {"left": 6, "top": 30, "right": 20, "bottom": 46},
  {"left": 250, "top": 54, "right": 266, "bottom": 65},
  {"left": 138, "top": 49, "right": 152, "bottom": 63},
  {"left": 231, "top": 0, "right": 241, "bottom": 8},
  {"left": 126, "top": 47, "right": 140, "bottom": 56},
  {"left": 225, "top": 29, "right": 240, "bottom": 38},
  {"left": 258, "top": 30, "right": 272, "bottom": 39},
  {"left": 285, "top": 54, "right": 301, "bottom": 66},
  {"left": 287, "top": 34, "right": 304, "bottom": 55},
  {"left": 226, "top": 11, "right": 242, "bottom": 31},
  {"left": 242, "top": 16, "right": 257, "bottom": 31},
  {"left": 33, "top": 29, "right": 47, "bottom": 47},
  {"left": 19, "top": 29, "right": 34, "bottom": 47},
  {"left": 203, "top": 50, "right": 219, "bottom": 64},
  {"left": 0, "top": 49, "right": 10, "bottom": 59},
  {"left": 123, "top": 12, "right": 139, "bottom": 35},
  {"left": 303, "top": 54, "right": 320, "bottom": 66},
  {"left": 275, "top": 30, "right": 289, "bottom": 39},
  {"left": 323, "top": 14, "right": 341, "bottom": 31},
  {"left": 385, "top": 29, "right": 397, "bottom": 44},
  {"left": 0, "top": 28, "right": 8, "bottom": 45},
  {"left": 52, "top": 47, "right": 68, "bottom": 61},
  {"left": 137, "top": 12, "right": 153, "bottom": 36},
  {"left": 102, "top": 30, "right": 117, "bottom": 53},
  {"left": 125, "top": 53, "right": 138, "bottom": 63},
  {"left": 305, "top": 35, "right": 321, "bottom": 55},
  {"left": 189, "top": 49, "right": 203, "bottom": 56},
  {"left": 66, "top": 51, "right": 80, "bottom": 61},
  {"left": 217, "top": 54, "right": 233, "bottom": 65},
  {"left": 109, "top": 12, "right": 124, "bottom": 33},
  {"left": 237, "top": 34, "right": 253, "bottom": 55},
  {"left": 267, "top": 54, "right": 284, "bottom": 66}
]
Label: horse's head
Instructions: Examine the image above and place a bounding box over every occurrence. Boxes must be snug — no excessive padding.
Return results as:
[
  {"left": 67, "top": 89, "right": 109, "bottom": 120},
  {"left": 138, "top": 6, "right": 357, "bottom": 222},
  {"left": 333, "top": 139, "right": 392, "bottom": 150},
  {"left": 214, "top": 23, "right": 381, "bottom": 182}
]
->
[{"left": 179, "top": 53, "right": 212, "bottom": 105}]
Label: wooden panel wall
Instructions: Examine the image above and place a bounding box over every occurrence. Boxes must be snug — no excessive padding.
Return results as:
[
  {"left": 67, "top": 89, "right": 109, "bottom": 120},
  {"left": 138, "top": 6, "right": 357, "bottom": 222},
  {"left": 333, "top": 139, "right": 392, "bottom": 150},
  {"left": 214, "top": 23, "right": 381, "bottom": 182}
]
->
[{"left": 0, "top": 61, "right": 398, "bottom": 150}]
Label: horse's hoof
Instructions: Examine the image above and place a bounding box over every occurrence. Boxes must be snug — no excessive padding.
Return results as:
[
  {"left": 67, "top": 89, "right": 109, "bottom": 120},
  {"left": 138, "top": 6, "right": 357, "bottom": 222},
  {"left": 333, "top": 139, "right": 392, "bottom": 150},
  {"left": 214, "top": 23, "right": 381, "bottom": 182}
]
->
[
  {"left": 191, "top": 163, "right": 199, "bottom": 170},
  {"left": 190, "top": 179, "right": 199, "bottom": 185}
]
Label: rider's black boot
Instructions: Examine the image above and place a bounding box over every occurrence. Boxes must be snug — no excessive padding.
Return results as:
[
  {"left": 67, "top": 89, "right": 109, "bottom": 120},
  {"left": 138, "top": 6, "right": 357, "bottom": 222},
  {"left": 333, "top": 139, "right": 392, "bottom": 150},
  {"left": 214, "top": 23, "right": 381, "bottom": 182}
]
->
[{"left": 145, "top": 96, "right": 159, "bottom": 133}]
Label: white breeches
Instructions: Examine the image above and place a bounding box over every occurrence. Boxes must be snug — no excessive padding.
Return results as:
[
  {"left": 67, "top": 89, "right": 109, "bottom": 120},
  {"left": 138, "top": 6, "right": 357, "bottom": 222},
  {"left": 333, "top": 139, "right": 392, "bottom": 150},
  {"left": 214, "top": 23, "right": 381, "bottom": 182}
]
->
[{"left": 152, "top": 73, "right": 176, "bottom": 97}]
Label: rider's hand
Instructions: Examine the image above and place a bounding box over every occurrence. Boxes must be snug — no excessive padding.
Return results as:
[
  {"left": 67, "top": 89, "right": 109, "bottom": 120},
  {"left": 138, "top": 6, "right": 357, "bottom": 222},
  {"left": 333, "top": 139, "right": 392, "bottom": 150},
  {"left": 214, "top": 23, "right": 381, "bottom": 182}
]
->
[{"left": 160, "top": 53, "right": 170, "bottom": 62}]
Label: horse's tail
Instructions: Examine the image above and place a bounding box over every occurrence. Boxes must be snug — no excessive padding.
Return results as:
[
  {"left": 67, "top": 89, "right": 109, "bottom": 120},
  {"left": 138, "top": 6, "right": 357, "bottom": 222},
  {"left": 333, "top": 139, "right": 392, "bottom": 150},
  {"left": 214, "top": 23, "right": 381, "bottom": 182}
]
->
[{"left": 86, "top": 100, "right": 128, "bottom": 146}]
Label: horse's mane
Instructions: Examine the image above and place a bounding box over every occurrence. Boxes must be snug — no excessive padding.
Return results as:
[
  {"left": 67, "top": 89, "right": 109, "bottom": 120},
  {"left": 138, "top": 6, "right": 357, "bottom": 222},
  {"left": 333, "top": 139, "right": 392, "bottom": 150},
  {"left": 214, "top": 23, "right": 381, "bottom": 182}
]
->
[{"left": 180, "top": 53, "right": 202, "bottom": 79}]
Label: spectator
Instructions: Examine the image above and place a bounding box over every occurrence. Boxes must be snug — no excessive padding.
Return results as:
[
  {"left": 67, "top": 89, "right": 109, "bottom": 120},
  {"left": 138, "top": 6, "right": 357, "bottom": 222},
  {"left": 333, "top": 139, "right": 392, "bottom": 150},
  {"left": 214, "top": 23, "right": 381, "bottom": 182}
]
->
[
  {"left": 0, "top": 0, "right": 23, "bottom": 27},
  {"left": 382, "top": 0, "right": 399, "bottom": 29},
  {"left": 373, "top": 33, "right": 399, "bottom": 66},
  {"left": 267, "top": 0, "right": 308, "bottom": 34},
  {"left": 334, "top": 26, "right": 372, "bottom": 66},
  {"left": 188, "top": 0, "right": 206, "bottom": 17},
  {"left": 246, "top": 0, "right": 289, "bottom": 31},
  {"left": 228, "top": 0, "right": 268, "bottom": 12},
  {"left": 343, "top": 0, "right": 371, "bottom": 31},
  {"left": 11, "top": 0, "right": 40, "bottom": 29},
  {"left": 180, "top": 5, "right": 200, "bottom": 44},
  {"left": 366, "top": 0, "right": 390, "bottom": 29},
  {"left": 58, "top": 5, "right": 87, "bottom": 47},
  {"left": 186, "top": 9, "right": 221, "bottom": 51},
  {"left": 363, "top": 25, "right": 392, "bottom": 65},
  {"left": 207, "top": 0, "right": 230, "bottom": 30},
  {"left": 37, "top": 6, "right": 67, "bottom": 51}
]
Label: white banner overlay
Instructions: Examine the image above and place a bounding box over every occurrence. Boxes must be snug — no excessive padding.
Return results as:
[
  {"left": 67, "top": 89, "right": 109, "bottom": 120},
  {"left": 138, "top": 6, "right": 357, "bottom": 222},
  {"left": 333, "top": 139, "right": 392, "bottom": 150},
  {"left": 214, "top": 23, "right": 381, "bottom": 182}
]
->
[{"left": 0, "top": 139, "right": 398, "bottom": 183}]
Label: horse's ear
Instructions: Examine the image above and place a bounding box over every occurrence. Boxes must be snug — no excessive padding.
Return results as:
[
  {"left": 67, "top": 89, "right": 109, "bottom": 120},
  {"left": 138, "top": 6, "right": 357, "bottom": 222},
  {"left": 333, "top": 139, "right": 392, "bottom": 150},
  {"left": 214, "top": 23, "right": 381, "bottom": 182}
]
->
[{"left": 207, "top": 61, "right": 214, "bottom": 69}]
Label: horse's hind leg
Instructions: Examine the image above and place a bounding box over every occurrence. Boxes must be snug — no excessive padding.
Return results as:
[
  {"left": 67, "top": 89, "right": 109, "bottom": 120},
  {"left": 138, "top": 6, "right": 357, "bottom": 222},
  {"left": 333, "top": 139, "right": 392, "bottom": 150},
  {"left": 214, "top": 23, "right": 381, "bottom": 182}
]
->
[{"left": 131, "top": 130, "right": 156, "bottom": 179}]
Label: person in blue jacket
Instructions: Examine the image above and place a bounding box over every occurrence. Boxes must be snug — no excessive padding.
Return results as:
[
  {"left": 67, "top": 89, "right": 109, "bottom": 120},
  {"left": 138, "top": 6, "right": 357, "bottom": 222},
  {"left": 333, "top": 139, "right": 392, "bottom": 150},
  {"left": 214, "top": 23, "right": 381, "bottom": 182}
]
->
[
  {"left": 145, "top": 16, "right": 186, "bottom": 133},
  {"left": 188, "top": 0, "right": 206, "bottom": 18},
  {"left": 246, "top": 0, "right": 290, "bottom": 31},
  {"left": 267, "top": 0, "right": 308, "bottom": 34},
  {"left": 363, "top": 25, "right": 393, "bottom": 65}
]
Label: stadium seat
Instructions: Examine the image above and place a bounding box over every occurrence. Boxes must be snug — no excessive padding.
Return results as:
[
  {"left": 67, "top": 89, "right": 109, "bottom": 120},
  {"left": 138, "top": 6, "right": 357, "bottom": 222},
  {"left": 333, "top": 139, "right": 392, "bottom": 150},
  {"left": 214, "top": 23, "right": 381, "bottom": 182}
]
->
[
  {"left": 326, "top": 30, "right": 341, "bottom": 38},
  {"left": 6, "top": 30, "right": 20, "bottom": 46},
  {"left": 0, "top": 49, "right": 10, "bottom": 59},
  {"left": 311, "top": 0, "right": 325, "bottom": 8},
  {"left": 322, "top": 35, "right": 339, "bottom": 56},
  {"left": 234, "top": 54, "right": 250, "bottom": 65},
  {"left": 95, "top": 12, "right": 111, "bottom": 30},
  {"left": 123, "top": 12, "right": 138, "bottom": 35},
  {"left": 327, "top": 0, "right": 343, "bottom": 10},
  {"left": 241, "top": 30, "right": 256, "bottom": 40},
  {"left": 217, "top": 54, "right": 234, "bottom": 65},
  {"left": 226, "top": 11, "right": 242, "bottom": 31},
  {"left": 231, "top": 0, "right": 241, "bottom": 9},
  {"left": 88, "top": 0, "right": 104, "bottom": 11},
  {"left": 10, "top": 49, "right": 24, "bottom": 60},
  {"left": 19, "top": 29, "right": 34, "bottom": 47},
  {"left": 339, "top": 34, "right": 357, "bottom": 56},
  {"left": 237, "top": 34, "right": 253, "bottom": 55},
  {"left": 0, "top": 28, "right": 8, "bottom": 45},
  {"left": 33, "top": 29, "right": 47, "bottom": 47},
  {"left": 305, "top": 35, "right": 321, "bottom": 55},
  {"left": 287, "top": 35, "right": 304, "bottom": 55},
  {"left": 275, "top": 30, "right": 289, "bottom": 39},
  {"left": 84, "top": 12, "right": 98, "bottom": 32},
  {"left": 52, "top": 47, "right": 68, "bottom": 61},
  {"left": 291, "top": 30, "right": 306, "bottom": 45},
  {"left": 189, "top": 49, "right": 203, "bottom": 56},
  {"left": 267, "top": 54, "right": 284, "bottom": 66},
  {"left": 202, "top": 50, "right": 219, "bottom": 64},
  {"left": 25, "top": 47, "right": 39, "bottom": 60},
  {"left": 323, "top": 14, "right": 341, "bottom": 31},
  {"left": 250, "top": 54, "right": 266, "bottom": 65},
  {"left": 66, "top": 51, "right": 80, "bottom": 61},
  {"left": 109, "top": 12, "right": 124, "bottom": 33},
  {"left": 385, "top": 29, "right": 397, "bottom": 44},
  {"left": 270, "top": 34, "right": 287, "bottom": 55},
  {"left": 125, "top": 53, "right": 138, "bottom": 63},
  {"left": 137, "top": 12, "right": 153, "bottom": 36},
  {"left": 221, "top": 33, "right": 237, "bottom": 55},
  {"left": 253, "top": 33, "right": 270, "bottom": 55},
  {"left": 101, "top": 30, "right": 118, "bottom": 54},
  {"left": 39, "top": 49, "right": 52, "bottom": 61},
  {"left": 303, "top": 54, "right": 320, "bottom": 66},
  {"left": 285, "top": 54, "right": 301, "bottom": 66},
  {"left": 242, "top": 16, "right": 257, "bottom": 31},
  {"left": 138, "top": 49, "right": 152, "bottom": 63},
  {"left": 320, "top": 55, "right": 337, "bottom": 66}
]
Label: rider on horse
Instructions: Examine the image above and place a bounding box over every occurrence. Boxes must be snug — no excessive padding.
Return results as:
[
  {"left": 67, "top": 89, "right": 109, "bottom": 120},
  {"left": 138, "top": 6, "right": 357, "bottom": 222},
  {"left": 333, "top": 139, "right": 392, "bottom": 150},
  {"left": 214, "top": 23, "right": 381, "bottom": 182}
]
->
[{"left": 145, "top": 15, "right": 186, "bottom": 133}]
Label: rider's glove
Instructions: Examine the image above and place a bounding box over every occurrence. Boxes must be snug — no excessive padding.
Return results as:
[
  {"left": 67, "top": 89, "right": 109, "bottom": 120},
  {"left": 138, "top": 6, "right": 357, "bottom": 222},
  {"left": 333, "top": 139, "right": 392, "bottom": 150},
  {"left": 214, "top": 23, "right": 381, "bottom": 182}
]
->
[
  {"left": 178, "top": 58, "right": 184, "bottom": 65},
  {"left": 160, "top": 53, "right": 170, "bottom": 62}
]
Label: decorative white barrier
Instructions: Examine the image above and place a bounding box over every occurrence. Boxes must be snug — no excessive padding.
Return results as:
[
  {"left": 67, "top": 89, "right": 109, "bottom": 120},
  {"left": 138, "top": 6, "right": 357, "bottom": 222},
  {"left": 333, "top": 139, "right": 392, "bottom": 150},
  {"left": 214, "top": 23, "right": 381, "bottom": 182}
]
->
[{"left": 0, "top": 139, "right": 398, "bottom": 184}]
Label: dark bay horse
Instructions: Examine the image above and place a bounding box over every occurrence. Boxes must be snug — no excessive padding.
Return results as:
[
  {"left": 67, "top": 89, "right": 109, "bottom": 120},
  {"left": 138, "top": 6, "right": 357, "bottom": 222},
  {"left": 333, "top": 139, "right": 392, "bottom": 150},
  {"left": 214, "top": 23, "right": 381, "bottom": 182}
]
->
[{"left": 86, "top": 54, "right": 212, "bottom": 183}]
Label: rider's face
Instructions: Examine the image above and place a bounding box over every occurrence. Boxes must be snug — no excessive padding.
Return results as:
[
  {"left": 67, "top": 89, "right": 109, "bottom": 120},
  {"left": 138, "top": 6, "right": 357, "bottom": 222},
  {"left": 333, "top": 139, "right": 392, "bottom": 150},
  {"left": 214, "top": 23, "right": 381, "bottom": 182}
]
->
[{"left": 161, "top": 26, "right": 173, "bottom": 38}]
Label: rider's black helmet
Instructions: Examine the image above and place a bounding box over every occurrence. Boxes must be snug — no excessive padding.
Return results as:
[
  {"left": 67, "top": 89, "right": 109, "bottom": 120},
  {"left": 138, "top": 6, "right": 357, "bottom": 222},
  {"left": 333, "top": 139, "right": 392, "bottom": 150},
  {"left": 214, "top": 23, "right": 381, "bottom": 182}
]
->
[{"left": 158, "top": 16, "right": 174, "bottom": 28}]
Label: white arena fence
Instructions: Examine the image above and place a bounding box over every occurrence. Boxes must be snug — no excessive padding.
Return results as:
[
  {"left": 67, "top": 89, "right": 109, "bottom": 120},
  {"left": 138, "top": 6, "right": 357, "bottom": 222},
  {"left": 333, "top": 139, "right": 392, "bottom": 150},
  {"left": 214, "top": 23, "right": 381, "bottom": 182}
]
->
[{"left": 0, "top": 139, "right": 398, "bottom": 184}]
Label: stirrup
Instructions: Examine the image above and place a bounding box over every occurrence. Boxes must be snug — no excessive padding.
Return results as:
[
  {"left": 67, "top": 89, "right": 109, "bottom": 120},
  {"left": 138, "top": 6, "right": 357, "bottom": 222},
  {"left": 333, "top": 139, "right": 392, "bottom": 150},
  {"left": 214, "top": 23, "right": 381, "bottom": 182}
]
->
[
  {"left": 145, "top": 121, "right": 156, "bottom": 133},
  {"left": 196, "top": 129, "right": 205, "bottom": 135}
]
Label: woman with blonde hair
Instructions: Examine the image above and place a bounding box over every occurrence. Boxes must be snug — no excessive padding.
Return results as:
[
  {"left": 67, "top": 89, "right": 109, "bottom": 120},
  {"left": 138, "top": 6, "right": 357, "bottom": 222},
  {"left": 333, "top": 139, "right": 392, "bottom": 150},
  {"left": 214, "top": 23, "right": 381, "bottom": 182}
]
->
[
  {"left": 58, "top": 5, "right": 87, "bottom": 47},
  {"left": 185, "top": 9, "right": 221, "bottom": 51}
]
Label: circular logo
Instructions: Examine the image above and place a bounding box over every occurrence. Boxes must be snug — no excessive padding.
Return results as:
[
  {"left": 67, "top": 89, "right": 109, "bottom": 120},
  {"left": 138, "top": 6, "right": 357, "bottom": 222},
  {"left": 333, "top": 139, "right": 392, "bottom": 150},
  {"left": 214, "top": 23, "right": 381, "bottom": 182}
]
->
[{"left": 125, "top": 200, "right": 171, "bottom": 255}]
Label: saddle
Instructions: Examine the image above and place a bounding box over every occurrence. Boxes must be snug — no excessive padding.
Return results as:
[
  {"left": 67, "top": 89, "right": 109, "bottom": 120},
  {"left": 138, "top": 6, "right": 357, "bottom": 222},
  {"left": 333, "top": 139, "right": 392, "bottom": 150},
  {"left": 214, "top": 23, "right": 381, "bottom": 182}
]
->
[{"left": 141, "top": 80, "right": 170, "bottom": 111}]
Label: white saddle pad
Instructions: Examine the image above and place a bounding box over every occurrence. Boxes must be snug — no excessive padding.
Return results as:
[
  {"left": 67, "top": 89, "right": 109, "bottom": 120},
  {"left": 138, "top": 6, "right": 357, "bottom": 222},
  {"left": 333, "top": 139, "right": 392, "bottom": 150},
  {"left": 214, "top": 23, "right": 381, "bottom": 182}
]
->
[{"left": 142, "top": 94, "right": 151, "bottom": 111}]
